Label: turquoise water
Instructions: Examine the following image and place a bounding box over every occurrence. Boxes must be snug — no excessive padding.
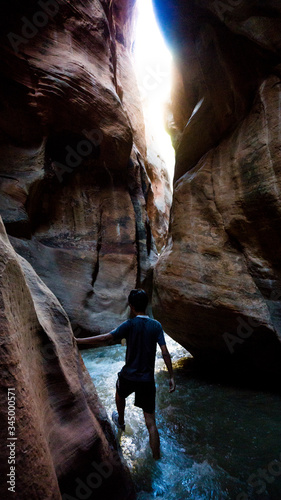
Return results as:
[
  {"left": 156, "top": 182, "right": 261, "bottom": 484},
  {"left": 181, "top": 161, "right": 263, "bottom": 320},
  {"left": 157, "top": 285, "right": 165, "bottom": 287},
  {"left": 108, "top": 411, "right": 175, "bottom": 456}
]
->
[{"left": 82, "top": 337, "right": 281, "bottom": 499}]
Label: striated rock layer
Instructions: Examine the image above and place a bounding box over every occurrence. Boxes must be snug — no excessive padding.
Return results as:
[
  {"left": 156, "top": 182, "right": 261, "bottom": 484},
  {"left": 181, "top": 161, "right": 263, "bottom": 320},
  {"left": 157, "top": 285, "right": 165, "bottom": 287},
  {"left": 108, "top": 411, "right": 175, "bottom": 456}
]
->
[
  {"left": 0, "top": 217, "right": 135, "bottom": 499},
  {"left": 153, "top": 0, "right": 281, "bottom": 377},
  {"left": 0, "top": 0, "right": 171, "bottom": 336}
]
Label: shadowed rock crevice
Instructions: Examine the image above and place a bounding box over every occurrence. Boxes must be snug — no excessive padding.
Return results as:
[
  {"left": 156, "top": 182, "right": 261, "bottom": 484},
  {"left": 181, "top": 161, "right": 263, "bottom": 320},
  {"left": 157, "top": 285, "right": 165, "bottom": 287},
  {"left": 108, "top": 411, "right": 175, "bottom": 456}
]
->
[
  {"left": 91, "top": 207, "right": 103, "bottom": 289},
  {"left": 126, "top": 151, "right": 158, "bottom": 292}
]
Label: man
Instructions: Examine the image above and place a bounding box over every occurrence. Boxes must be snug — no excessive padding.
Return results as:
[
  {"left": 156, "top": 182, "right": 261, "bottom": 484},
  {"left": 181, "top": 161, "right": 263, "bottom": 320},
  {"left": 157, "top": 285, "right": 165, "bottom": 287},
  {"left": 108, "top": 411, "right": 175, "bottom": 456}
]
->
[{"left": 75, "top": 289, "right": 175, "bottom": 460}]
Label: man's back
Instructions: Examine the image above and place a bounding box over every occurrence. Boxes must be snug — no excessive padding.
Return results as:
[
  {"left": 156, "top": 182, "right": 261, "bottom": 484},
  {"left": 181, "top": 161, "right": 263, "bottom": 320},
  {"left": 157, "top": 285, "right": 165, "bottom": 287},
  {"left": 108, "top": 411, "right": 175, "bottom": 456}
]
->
[{"left": 111, "top": 316, "right": 166, "bottom": 382}]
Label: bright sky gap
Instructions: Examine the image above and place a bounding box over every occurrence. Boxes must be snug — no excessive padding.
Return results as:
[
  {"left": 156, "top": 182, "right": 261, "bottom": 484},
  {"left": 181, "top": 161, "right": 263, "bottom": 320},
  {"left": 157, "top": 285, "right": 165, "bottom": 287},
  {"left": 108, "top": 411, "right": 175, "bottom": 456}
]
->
[{"left": 134, "top": 0, "right": 175, "bottom": 187}]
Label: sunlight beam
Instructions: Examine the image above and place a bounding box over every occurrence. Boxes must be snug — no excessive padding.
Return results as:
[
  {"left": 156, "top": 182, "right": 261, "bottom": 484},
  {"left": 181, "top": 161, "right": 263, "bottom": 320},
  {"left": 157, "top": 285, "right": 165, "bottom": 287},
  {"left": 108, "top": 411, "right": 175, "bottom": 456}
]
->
[{"left": 134, "top": 0, "right": 175, "bottom": 187}]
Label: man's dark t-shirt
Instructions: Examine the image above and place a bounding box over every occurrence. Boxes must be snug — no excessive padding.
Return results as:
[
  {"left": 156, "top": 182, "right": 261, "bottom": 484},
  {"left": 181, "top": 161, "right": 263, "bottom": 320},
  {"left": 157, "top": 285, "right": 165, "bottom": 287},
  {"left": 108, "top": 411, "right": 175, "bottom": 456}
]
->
[{"left": 111, "top": 316, "right": 166, "bottom": 382}]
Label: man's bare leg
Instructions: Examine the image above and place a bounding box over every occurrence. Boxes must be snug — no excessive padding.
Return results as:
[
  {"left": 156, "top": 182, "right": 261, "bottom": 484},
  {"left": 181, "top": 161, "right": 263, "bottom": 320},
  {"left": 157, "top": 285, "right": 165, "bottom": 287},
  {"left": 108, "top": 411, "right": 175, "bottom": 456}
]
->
[
  {"left": 143, "top": 411, "right": 160, "bottom": 460},
  {"left": 115, "top": 390, "right": 126, "bottom": 426}
]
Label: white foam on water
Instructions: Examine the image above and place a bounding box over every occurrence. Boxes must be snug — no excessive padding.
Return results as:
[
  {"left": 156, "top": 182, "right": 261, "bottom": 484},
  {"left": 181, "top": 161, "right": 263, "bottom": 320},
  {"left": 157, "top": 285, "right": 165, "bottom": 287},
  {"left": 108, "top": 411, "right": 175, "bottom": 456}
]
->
[{"left": 82, "top": 335, "right": 281, "bottom": 500}]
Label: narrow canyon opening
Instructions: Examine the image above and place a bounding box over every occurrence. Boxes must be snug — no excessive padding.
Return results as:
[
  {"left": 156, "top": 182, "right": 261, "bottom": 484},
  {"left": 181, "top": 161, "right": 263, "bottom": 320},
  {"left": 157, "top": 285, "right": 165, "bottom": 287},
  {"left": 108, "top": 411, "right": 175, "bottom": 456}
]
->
[
  {"left": 1, "top": 1, "right": 281, "bottom": 499},
  {"left": 134, "top": 0, "right": 175, "bottom": 189}
]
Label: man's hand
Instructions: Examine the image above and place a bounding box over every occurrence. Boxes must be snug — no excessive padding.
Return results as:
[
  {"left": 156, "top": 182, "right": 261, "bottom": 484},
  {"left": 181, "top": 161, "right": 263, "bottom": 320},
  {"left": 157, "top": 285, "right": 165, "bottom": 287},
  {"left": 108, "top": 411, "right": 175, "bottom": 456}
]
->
[
  {"left": 169, "top": 377, "right": 176, "bottom": 393},
  {"left": 160, "top": 344, "right": 176, "bottom": 392},
  {"left": 75, "top": 337, "right": 86, "bottom": 344}
]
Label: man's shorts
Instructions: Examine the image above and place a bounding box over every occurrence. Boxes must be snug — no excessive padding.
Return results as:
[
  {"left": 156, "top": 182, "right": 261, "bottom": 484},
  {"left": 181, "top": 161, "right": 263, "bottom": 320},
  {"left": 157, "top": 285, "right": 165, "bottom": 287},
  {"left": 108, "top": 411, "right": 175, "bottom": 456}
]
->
[{"left": 116, "top": 372, "right": 156, "bottom": 414}]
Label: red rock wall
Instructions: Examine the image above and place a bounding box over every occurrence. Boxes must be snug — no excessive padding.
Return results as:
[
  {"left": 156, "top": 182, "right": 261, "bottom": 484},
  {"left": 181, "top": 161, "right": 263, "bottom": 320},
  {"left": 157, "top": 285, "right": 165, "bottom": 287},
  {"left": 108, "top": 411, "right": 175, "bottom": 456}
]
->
[
  {"left": 153, "top": 0, "right": 281, "bottom": 377},
  {"left": 0, "top": 0, "right": 170, "bottom": 336},
  {"left": 0, "top": 0, "right": 172, "bottom": 497},
  {"left": 0, "top": 217, "right": 135, "bottom": 499}
]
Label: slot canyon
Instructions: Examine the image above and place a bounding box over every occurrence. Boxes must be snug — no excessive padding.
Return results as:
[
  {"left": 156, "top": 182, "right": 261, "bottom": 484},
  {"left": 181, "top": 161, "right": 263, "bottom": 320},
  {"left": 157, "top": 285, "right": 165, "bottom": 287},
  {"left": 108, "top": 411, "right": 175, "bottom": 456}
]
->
[{"left": 0, "top": 0, "right": 281, "bottom": 499}]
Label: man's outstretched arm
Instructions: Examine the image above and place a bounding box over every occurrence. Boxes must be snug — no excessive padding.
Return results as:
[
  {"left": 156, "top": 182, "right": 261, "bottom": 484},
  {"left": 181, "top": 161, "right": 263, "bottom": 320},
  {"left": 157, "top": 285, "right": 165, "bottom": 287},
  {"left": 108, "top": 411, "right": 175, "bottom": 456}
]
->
[
  {"left": 75, "top": 333, "right": 114, "bottom": 347},
  {"left": 160, "top": 344, "right": 176, "bottom": 393}
]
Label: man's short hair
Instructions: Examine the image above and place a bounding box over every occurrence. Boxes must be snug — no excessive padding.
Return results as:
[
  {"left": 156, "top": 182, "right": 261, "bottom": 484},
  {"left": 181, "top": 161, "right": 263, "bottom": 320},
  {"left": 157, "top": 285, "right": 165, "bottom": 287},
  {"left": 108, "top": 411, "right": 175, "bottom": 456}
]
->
[{"left": 128, "top": 289, "right": 148, "bottom": 311}]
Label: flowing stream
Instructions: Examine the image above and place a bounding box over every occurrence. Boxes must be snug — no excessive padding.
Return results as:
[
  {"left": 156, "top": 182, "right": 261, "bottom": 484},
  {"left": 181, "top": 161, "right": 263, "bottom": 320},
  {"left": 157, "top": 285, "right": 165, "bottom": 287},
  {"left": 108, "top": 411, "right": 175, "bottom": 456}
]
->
[{"left": 82, "top": 336, "right": 281, "bottom": 500}]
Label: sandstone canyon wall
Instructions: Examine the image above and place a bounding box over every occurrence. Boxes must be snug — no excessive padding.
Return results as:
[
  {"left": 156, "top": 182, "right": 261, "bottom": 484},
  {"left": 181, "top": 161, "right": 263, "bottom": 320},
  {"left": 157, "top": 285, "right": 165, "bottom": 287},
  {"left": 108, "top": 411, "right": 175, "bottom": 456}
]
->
[
  {"left": 0, "top": 217, "right": 135, "bottom": 499},
  {"left": 0, "top": 0, "right": 171, "bottom": 337},
  {"left": 153, "top": 0, "right": 281, "bottom": 378},
  {"left": 0, "top": 0, "right": 173, "bottom": 497}
]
